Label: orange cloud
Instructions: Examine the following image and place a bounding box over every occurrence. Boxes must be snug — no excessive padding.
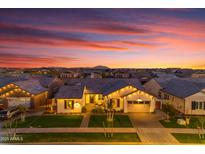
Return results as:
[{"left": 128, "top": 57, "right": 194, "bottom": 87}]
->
[{"left": 0, "top": 53, "right": 77, "bottom": 68}]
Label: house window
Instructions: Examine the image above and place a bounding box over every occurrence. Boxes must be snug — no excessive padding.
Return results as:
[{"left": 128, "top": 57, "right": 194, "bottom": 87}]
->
[
  {"left": 117, "top": 99, "right": 120, "bottom": 107},
  {"left": 159, "top": 92, "right": 162, "bottom": 98},
  {"left": 192, "top": 101, "right": 196, "bottom": 110},
  {"left": 164, "top": 94, "right": 169, "bottom": 100},
  {"left": 144, "top": 101, "right": 150, "bottom": 104},
  {"left": 98, "top": 95, "right": 103, "bottom": 100},
  {"left": 192, "top": 101, "right": 205, "bottom": 110},
  {"left": 133, "top": 101, "right": 138, "bottom": 104},
  {"left": 64, "top": 100, "right": 74, "bottom": 109},
  {"left": 128, "top": 101, "right": 132, "bottom": 104}
]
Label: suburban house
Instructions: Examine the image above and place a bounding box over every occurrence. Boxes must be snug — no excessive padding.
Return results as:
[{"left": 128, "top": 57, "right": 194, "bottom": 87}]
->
[
  {"left": 192, "top": 71, "right": 205, "bottom": 78},
  {"left": 145, "top": 77, "right": 205, "bottom": 115},
  {"left": 90, "top": 72, "right": 102, "bottom": 79},
  {"left": 144, "top": 76, "right": 176, "bottom": 98},
  {"left": 0, "top": 79, "right": 48, "bottom": 111},
  {"left": 53, "top": 79, "right": 157, "bottom": 113}
]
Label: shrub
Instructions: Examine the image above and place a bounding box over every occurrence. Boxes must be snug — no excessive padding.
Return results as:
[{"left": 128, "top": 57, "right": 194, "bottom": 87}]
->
[{"left": 162, "top": 103, "right": 180, "bottom": 118}]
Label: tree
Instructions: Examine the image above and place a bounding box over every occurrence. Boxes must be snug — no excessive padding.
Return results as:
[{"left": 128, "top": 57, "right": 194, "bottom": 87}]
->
[
  {"left": 196, "top": 116, "right": 205, "bottom": 139},
  {"left": 18, "top": 105, "right": 28, "bottom": 122},
  {"left": 3, "top": 116, "right": 18, "bottom": 142}
]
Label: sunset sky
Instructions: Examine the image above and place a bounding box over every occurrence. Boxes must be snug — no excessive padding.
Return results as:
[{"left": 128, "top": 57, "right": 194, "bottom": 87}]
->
[{"left": 0, "top": 9, "right": 205, "bottom": 69}]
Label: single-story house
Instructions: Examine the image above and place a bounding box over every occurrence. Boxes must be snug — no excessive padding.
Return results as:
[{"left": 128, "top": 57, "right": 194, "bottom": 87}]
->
[
  {"left": 0, "top": 79, "right": 48, "bottom": 111},
  {"left": 53, "top": 78, "right": 157, "bottom": 113},
  {"left": 149, "top": 78, "right": 205, "bottom": 115},
  {"left": 54, "top": 85, "right": 84, "bottom": 113}
]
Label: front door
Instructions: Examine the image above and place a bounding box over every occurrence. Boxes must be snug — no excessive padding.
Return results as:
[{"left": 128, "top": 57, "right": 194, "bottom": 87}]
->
[
  {"left": 155, "top": 101, "right": 161, "bottom": 110},
  {"left": 90, "top": 95, "right": 94, "bottom": 103}
]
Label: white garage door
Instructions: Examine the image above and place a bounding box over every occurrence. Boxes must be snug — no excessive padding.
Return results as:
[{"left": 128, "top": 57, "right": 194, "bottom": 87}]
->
[{"left": 127, "top": 101, "right": 150, "bottom": 112}]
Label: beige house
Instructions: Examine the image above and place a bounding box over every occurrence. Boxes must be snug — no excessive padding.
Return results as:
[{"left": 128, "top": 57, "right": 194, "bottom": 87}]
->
[
  {"left": 156, "top": 78, "right": 205, "bottom": 115},
  {"left": 53, "top": 79, "right": 157, "bottom": 113}
]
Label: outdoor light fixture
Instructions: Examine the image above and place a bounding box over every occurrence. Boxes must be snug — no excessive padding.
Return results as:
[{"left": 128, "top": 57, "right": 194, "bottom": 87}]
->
[
  {"left": 74, "top": 102, "right": 80, "bottom": 108},
  {"left": 137, "top": 98, "right": 143, "bottom": 102}
]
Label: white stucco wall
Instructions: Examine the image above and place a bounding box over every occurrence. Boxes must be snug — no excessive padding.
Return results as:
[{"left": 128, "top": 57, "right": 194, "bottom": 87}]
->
[
  {"left": 56, "top": 99, "right": 82, "bottom": 113},
  {"left": 185, "top": 91, "right": 205, "bottom": 115}
]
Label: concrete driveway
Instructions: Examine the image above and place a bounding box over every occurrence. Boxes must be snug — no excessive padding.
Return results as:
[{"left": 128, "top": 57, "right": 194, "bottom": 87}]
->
[
  {"left": 137, "top": 128, "right": 179, "bottom": 144},
  {"left": 128, "top": 111, "right": 166, "bottom": 128},
  {"left": 128, "top": 111, "right": 179, "bottom": 144}
]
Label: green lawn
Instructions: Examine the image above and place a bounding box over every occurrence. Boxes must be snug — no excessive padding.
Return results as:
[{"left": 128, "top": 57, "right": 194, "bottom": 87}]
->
[
  {"left": 172, "top": 133, "right": 205, "bottom": 144},
  {"left": 160, "top": 117, "right": 200, "bottom": 128},
  {"left": 12, "top": 115, "right": 83, "bottom": 128},
  {"left": 88, "top": 115, "right": 133, "bottom": 127},
  {"left": 2, "top": 133, "right": 141, "bottom": 143}
]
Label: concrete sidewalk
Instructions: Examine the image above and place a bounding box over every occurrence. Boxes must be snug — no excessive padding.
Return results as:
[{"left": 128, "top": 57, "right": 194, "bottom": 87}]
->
[
  {"left": 1, "top": 127, "right": 205, "bottom": 144},
  {"left": 1, "top": 127, "right": 205, "bottom": 134},
  {"left": 80, "top": 113, "right": 91, "bottom": 127},
  {"left": 0, "top": 127, "right": 137, "bottom": 134}
]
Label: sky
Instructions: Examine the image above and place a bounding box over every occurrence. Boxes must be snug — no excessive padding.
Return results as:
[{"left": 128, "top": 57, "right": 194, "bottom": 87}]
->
[{"left": 0, "top": 8, "right": 205, "bottom": 69}]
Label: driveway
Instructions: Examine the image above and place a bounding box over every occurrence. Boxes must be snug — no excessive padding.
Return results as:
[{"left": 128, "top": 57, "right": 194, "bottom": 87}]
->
[
  {"left": 128, "top": 111, "right": 179, "bottom": 144},
  {"left": 128, "top": 111, "right": 166, "bottom": 128},
  {"left": 137, "top": 128, "right": 179, "bottom": 144}
]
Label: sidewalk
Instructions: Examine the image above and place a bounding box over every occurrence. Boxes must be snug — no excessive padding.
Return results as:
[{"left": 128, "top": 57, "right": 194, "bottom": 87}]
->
[
  {"left": 1, "top": 127, "right": 205, "bottom": 134},
  {"left": 1, "top": 127, "right": 205, "bottom": 144},
  {"left": 0, "top": 127, "right": 137, "bottom": 134},
  {"left": 80, "top": 113, "right": 91, "bottom": 127}
]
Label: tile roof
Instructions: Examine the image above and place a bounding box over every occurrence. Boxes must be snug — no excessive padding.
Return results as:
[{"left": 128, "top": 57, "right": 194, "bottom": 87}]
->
[
  {"left": 13, "top": 79, "right": 48, "bottom": 95},
  {"left": 0, "top": 77, "right": 26, "bottom": 88},
  {"left": 101, "top": 80, "right": 128, "bottom": 95},
  {"left": 54, "top": 85, "right": 84, "bottom": 99},
  {"left": 62, "top": 78, "right": 144, "bottom": 96},
  {"left": 162, "top": 78, "right": 205, "bottom": 98},
  {"left": 153, "top": 76, "right": 177, "bottom": 88}
]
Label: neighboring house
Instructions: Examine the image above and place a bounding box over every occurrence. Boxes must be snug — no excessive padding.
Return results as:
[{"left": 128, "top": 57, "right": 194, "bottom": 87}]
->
[
  {"left": 192, "top": 72, "right": 205, "bottom": 78},
  {"left": 53, "top": 79, "right": 157, "bottom": 113},
  {"left": 90, "top": 72, "right": 102, "bottom": 78},
  {"left": 0, "top": 79, "right": 48, "bottom": 111},
  {"left": 60, "top": 72, "right": 73, "bottom": 78},
  {"left": 160, "top": 79, "right": 205, "bottom": 115},
  {"left": 144, "top": 76, "right": 178, "bottom": 110},
  {"left": 114, "top": 73, "right": 130, "bottom": 78},
  {"left": 144, "top": 76, "right": 175, "bottom": 98}
]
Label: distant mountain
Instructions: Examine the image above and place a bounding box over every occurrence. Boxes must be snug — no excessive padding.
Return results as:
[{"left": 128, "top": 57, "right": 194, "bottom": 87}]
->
[{"left": 93, "top": 65, "right": 110, "bottom": 70}]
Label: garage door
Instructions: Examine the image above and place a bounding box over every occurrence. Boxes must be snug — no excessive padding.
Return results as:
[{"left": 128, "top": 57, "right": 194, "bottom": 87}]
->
[
  {"left": 7, "top": 97, "right": 31, "bottom": 107},
  {"left": 127, "top": 101, "right": 150, "bottom": 112}
]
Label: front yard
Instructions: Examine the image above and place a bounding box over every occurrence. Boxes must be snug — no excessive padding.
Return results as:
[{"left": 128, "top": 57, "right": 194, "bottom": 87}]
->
[
  {"left": 160, "top": 117, "right": 201, "bottom": 128},
  {"left": 172, "top": 133, "right": 205, "bottom": 144},
  {"left": 88, "top": 115, "right": 133, "bottom": 127},
  {"left": 11, "top": 115, "right": 83, "bottom": 128},
  {"left": 2, "top": 133, "right": 141, "bottom": 143}
]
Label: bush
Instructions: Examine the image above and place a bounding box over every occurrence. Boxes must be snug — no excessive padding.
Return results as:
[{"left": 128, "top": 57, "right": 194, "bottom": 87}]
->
[
  {"left": 81, "top": 106, "right": 86, "bottom": 113},
  {"left": 92, "top": 106, "right": 105, "bottom": 113},
  {"left": 162, "top": 103, "right": 180, "bottom": 118}
]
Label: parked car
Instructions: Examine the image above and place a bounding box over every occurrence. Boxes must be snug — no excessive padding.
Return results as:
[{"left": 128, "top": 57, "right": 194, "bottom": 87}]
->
[{"left": 0, "top": 106, "right": 21, "bottom": 120}]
